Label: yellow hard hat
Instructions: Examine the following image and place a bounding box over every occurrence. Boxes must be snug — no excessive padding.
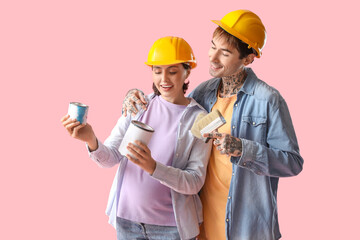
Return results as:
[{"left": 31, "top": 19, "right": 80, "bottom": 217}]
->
[
  {"left": 145, "top": 36, "right": 197, "bottom": 68},
  {"left": 212, "top": 10, "right": 267, "bottom": 58}
]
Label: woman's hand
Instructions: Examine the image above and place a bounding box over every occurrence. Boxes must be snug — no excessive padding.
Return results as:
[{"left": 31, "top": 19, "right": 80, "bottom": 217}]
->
[
  {"left": 60, "top": 115, "right": 98, "bottom": 151},
  {"left": 126, "top": 140, "right": 156, "bottom": 174}
]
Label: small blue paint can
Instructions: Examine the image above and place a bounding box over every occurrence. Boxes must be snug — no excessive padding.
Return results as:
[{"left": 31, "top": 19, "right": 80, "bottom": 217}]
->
[{"left": 68, "top": 102, "right": 89, "bottom": 124}]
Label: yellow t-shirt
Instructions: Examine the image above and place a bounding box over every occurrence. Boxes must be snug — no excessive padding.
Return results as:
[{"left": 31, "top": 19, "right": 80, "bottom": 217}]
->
[{"left": 199, "top": 94, "right": 237, "bottom": 240}]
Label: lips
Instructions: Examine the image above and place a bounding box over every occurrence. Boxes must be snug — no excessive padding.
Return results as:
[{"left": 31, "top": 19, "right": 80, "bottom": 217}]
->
[
  {"left": 160, "top": 84, "right": 174, "bottom": 91},
  {"left": 210, "top": 63, "right": 223, "bottom": 71}
]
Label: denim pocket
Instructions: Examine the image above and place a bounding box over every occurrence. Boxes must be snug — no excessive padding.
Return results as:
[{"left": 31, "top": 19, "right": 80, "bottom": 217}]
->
[{"left": 240, "top": 116, "right": 267, "bottom": 144}]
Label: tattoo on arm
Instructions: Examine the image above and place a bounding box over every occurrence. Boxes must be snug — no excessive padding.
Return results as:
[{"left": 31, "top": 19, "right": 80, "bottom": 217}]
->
[{"left": 225, "top": 135, "right": 242, "bottom": 156}]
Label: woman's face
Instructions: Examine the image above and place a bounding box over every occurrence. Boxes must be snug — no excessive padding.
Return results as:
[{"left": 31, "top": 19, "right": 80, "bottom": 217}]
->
[{"left": 152, "top": 63, "right": 189, "bottom": 104}]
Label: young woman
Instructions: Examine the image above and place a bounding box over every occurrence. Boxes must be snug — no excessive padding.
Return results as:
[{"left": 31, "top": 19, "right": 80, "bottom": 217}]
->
[{"left": 61, "top": 36, "right": 211, "bottom": 240}]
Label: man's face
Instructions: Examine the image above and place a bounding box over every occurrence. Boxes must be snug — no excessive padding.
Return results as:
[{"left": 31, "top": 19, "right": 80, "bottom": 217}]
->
[{"left": 208, "top": 36, "right": 246, "bottom": 78}]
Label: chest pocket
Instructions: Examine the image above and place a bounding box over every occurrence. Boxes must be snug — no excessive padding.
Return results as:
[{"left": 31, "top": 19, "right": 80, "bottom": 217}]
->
[{"left": 240, "top": 116, "right": 267, "bottom": 144}]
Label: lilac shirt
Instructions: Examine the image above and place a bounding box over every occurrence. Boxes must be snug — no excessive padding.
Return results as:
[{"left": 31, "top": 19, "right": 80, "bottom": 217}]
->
[{"left": 117, "top": 96, "right": 186, "bottom": 226}]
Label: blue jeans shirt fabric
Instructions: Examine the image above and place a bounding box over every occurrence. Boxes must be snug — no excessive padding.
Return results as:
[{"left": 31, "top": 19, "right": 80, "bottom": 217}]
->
[{"left": 188, "top": 68, "right": 304, "bottom": 240}]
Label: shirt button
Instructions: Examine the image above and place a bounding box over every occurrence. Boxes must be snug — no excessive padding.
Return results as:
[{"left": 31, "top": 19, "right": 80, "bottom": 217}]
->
[
  {"left": 228, "top": 196, "right": 231, "bottom": 199},
  {"left": 252, "top": 122, "right": 256, "bottom": 125},
  {"left": 242, "top": 162, "right": 246, "bottom": 166},
  {"left": 176, "top": 153, "right": 179, "bottom": 157},
  {"left": 232, "top": 173, "right": 235, "bottom": 176},
  {"left": 232, "top": 125, "right": 235, "bottom": 129},
  {"left": 235, "top": 104, "right": 238, "bottom": 107},
  {"left": 226, "top": 219, "right": 229, "bottom": 222}
]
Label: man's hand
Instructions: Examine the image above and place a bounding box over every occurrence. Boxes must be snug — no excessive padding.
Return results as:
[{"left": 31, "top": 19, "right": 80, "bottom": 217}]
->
[
  {"left": 203, "top": 132, "right": 242, "bottom": 157},
  {"left": 122, "top": 89, "right": 147, "bottom": 117},
  {"left": 126, "top": 140, "right": 156, "bottom": 174}
]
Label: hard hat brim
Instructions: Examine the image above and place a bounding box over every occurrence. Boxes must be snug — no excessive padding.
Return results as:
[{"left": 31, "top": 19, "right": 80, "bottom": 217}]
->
[
  {"left": 145, "top": 60, "right": 197, "bottom": 69},
  {"left": 212, "top": 20, "right": 261, "bottom": 58}
]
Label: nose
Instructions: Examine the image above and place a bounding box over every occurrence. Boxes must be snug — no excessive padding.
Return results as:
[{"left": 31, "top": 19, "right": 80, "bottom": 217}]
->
[
  {"left": 209, "top": 48, "right": 219, "bottom": 62},
  {"left": 160, "top": 71, "right": 170, "bottom": 82}
]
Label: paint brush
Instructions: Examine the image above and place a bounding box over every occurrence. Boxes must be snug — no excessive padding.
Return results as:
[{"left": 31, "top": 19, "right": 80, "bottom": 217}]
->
[{"left": 191, "top": 109, "right": 226, "bottom": 143}]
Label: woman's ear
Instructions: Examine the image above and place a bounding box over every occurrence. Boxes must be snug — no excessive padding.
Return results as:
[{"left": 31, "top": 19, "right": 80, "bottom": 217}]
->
[{"left": 186, "top": 69, "right": 191, "bottom": 79}]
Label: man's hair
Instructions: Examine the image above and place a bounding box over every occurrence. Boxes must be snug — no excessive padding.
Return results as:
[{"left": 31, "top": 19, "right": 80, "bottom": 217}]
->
[
  {"left": 213, "top": 26, "right": 257, "bottom": 59},
  {"left": 152, "top": 63, "right": 190, "bottom": 96}
]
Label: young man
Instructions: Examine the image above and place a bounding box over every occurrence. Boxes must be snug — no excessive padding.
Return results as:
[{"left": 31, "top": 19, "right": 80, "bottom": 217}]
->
[{"left": 123, "top": 10, "right": 304, "bottom": 240}]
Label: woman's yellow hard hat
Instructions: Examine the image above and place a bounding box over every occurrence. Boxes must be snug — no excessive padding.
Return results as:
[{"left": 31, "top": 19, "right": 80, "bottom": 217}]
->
[
  {"left": 212, "top": 10, "right": 267, "bottom": 58},
  {"left": 145, "top": 36, "right": 197, "bottom": 68}
]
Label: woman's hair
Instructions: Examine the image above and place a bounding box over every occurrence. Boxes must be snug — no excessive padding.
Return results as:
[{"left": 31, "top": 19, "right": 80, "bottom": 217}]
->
[
  {"left": 213, "top": 26, "right": 257, "bottom": 59},
  {"left": 152, "top": 63, "right": 191, "bottom": 96}
]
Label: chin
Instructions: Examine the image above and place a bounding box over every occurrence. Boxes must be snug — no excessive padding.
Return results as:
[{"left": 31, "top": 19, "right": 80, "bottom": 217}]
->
[
  {"left": 160, "top": 91, "right": 172, "bottom": 97},
  {"left": 209, "top": 70, "right": 222, "bottom": 78}
]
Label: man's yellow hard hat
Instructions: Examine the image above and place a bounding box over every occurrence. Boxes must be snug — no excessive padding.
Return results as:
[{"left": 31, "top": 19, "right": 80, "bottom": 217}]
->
[
  {"left": 212, "top": 10, "right": 267, "bottom": 58},
  {"left": 145, "top": 36, "right": 197, "bottom": 68}
]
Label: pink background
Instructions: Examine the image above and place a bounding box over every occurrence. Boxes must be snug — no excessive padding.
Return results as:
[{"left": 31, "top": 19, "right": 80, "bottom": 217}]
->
[{"left": 1, "top": 0, "right": 359, "bottom": 239}]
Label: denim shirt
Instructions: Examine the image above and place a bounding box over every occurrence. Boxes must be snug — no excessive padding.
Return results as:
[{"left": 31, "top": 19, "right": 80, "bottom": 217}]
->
[
  {"left": 188, "top": 68, "right": 304, "bottom": 240},
  {"left": 87, "top": 94, "right": 211, "bottom": 240}
]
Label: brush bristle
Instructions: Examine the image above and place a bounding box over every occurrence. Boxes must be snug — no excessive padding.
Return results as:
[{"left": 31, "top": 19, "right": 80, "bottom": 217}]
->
[
  {"left": 191, "top": 109, "right": 226, "bottom": 140},
  {"left": 197, "top": 109, "right": 222, "bottom": 127},
  {"left": 190, "top": 112, "right": 207, "bottom": 139}
]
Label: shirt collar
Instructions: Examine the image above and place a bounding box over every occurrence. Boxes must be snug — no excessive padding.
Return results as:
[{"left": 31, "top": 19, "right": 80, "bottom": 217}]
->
[
  {"left": 147, "top": 92, "right": 202, "bottom": 110},
  {"left": 241, "top": 67, "right": 258, "bottom": 96},
  {"left": 187, "top": 97, "right": 203, "bottom": 109}
]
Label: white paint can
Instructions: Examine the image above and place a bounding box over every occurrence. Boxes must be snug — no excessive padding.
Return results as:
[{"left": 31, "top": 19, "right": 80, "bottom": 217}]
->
[{"left": 119, "top": 120, "right": 155, "bottom": 157}]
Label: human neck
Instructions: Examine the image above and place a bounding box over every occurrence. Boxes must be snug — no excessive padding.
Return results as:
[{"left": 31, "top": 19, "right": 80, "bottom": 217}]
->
[
  {"left": 161, "top": 95, "right": 189, "bottom": 106},
  {"left": 218, "top": 69, "right": 247, "bottom": 98}
]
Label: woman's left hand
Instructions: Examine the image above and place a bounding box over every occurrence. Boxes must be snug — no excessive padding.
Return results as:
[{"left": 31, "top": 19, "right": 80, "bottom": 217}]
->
[{"left": 126, "top": 140, "right": 156, "bottom": 174}]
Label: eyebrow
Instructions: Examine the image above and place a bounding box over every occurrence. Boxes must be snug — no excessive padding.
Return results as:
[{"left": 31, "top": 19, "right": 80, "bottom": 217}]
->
[
  {"left": 211, "top": 40, "right": 233, "bottom": 54},
  {"left": 153, "top": 66, "right": 179, "bottom": 70}
]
